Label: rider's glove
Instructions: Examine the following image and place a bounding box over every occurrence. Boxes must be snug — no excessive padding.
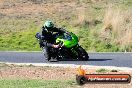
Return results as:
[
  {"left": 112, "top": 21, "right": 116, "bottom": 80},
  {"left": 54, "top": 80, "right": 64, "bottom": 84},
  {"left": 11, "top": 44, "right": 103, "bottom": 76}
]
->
[{"left": 52, "top": 44, "right": 60, "bottom": 48}]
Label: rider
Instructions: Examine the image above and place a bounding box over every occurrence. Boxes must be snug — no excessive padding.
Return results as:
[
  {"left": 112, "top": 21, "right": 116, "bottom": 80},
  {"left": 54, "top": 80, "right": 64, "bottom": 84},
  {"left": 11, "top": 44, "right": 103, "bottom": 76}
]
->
[{"left": 39, "top": 20, "right": 67, "bottom": 61}]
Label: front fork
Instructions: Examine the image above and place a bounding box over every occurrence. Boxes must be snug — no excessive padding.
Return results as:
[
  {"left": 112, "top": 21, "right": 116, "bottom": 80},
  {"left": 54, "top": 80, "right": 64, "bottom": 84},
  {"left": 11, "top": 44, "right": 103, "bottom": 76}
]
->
[{"left": 56, "top": 44, "right": 80, "bottom": 60}]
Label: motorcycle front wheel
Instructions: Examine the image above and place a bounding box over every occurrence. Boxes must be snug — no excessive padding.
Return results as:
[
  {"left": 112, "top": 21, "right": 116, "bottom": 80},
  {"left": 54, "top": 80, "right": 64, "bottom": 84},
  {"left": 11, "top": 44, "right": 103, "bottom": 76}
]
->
[
  {"left": 76, "top": 46, "right": 89, "bottom": 61},
  {"left": 42, "top": 47, "right": 58, "bottom": 62},
  {"left": 42, "top": 47, "right": 48, "bottom": 60}
]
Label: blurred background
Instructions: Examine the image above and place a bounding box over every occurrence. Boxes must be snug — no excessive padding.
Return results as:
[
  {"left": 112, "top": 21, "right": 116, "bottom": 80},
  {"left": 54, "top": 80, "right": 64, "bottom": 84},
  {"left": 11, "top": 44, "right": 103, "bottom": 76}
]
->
[{"left": 0, "top": 0, "right": 132, "bottom": 52}]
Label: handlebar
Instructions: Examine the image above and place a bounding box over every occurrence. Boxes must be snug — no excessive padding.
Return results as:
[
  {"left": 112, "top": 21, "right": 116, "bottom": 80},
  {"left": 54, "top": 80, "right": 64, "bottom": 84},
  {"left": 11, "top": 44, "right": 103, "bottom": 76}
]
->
[{"left": 55, "top": 41, "right": 64, "bottom": 49}]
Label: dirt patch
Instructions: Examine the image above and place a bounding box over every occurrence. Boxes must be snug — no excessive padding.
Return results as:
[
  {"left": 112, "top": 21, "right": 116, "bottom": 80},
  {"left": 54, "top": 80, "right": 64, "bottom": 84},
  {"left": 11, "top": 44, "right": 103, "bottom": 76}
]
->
[
  {"left": 0, "top": 64, "right": 132, "bottom": 88},
  {"left": 0, "top": 64, "right": 132, "bottom": 80},
  {"left": 0, "top": 64, "right": 76, "bottom": 80},
  {"left": 0, "top": 0, "right": 76, "bottom": 17},
  {"left": 0, "top": 0, "right": 84, "bottom": 24}
]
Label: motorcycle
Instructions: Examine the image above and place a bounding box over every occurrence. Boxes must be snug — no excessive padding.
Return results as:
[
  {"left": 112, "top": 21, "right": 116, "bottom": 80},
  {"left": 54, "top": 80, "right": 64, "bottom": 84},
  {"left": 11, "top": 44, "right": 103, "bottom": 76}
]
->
[{"left": 35, "top": 30, "right": 89, "bottom": 61}]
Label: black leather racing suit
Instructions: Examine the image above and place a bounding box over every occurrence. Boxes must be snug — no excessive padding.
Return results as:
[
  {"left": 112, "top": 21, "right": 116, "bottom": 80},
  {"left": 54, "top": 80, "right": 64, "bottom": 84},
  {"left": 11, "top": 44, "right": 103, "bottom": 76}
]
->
[{"left": 39, "top": 26, "right": 66, "bottom": 60}]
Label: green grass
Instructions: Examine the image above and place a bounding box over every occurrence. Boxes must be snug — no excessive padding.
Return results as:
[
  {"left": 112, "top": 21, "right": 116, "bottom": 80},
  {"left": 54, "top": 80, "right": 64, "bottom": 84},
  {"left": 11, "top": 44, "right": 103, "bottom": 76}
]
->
[
  {"left": 0, "top": 18, "right": 41, "bottom": 51},
  {"left": 0, "top": 79, "right": 77, "bottom": 88},
  {"left": 96, "top": 68, "right": 109, "bottom": 73}
]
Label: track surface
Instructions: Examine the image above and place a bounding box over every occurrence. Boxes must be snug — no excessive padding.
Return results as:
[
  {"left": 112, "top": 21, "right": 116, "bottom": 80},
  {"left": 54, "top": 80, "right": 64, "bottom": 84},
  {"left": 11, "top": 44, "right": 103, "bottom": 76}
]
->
[{"left": 0, "top": 52, "right": 132, "bottom": 68}]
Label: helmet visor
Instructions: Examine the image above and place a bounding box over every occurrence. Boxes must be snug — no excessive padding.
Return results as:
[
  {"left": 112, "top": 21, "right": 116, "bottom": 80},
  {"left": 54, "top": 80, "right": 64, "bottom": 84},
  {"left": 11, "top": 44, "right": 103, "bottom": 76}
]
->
[{"left": 45, "top": 26, "right": 53, "bottom": 31}]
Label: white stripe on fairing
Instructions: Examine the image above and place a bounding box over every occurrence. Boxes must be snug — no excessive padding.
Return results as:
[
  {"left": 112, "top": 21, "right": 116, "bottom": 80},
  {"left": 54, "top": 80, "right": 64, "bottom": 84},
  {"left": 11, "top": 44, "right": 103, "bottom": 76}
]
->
[{"left": 1, "top": 62, "right": 132, "bottom": 71}]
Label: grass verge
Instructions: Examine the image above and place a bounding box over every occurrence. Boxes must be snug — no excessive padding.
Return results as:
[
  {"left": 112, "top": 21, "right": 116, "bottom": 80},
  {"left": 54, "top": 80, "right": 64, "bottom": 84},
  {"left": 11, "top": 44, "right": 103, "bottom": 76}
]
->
[
  {"left": 0, "top": 79, "right": 77, "bottom": 88},
  {"left": 96, "top": 68, "right": 109, "bottom": 73}
]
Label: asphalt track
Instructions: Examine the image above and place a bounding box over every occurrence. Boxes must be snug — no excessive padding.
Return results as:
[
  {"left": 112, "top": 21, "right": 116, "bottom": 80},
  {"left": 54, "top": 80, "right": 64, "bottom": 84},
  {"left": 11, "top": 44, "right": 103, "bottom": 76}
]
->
[{"left": 0, "top": 52, "right": 132, "bottom": 68}]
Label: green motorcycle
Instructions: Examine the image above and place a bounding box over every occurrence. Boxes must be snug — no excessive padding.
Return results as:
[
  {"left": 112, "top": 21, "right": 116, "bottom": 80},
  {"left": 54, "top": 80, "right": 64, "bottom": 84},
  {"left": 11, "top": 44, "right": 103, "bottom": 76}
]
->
[
  {"left": 36, "top": 31, "right": 89, "bottom": 61},
  {"left": 53, "top": 32, "right": 89, "bottom": 61}
]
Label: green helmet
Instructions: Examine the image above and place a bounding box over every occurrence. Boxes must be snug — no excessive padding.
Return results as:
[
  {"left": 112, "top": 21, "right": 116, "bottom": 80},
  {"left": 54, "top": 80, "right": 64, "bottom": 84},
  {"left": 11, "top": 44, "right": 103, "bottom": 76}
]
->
[{"left": 44, "top": 21, "right": 54, "bottom": 30}]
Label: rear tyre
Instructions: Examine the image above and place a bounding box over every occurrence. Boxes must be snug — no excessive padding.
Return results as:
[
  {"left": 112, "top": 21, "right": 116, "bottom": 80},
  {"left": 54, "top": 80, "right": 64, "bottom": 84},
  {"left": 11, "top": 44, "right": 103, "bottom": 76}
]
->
[{"left": 77, "top": 46, "right": 89, "bottom": 61}]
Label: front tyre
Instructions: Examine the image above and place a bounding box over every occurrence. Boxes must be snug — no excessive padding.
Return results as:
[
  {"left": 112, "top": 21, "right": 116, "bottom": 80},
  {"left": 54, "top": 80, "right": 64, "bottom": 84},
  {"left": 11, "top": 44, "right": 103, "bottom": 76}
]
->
[
  {"left": 77, "top": 46, "right": 89, "bottom": 61},
  {"left": 42, "top": 47, "right": 59, "bottom": 62},
  {"left": 42, "top": 47, "right": 49, "bottom": 60}
]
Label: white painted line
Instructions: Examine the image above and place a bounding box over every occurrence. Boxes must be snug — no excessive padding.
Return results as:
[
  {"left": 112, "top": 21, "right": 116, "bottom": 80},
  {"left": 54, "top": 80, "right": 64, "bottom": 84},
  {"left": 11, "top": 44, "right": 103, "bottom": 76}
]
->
[
  {"left": 1, "top": 62, "right": 132, "bottom": 71},
  {"left": 0, "top": 51, "right": 41, "bottom": 52}
]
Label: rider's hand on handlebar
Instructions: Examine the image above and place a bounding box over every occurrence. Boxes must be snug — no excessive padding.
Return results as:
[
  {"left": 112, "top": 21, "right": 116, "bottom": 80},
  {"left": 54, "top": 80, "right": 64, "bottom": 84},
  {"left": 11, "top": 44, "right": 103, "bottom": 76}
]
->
[{"left": 52, "top": 44, "right": 60, "bottom": 48}]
